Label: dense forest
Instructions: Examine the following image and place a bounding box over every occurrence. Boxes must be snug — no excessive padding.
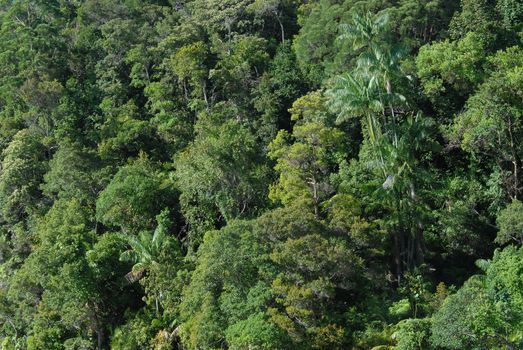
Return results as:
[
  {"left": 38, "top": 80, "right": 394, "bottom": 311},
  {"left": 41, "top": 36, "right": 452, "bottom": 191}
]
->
[{"left": 0, "top": 0, "right": 522, "bottom": 349}]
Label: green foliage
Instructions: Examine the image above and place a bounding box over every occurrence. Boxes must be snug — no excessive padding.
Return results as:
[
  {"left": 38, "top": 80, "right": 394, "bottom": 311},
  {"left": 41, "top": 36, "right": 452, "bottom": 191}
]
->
[
  {"left": 8, "top": 199, "right": 120, "bottom": 349},
  {"left": 41, "top": 141, "right": 101, "bottom": 205},
  {"left": 431, "top": 246, "right": 523, "bottom": 349},
  {"left": 225, "top": 312, "right": 288, "bottom": 350},
  {"left": 0, "top": 1, "right": 522, "bottom": 349},
  {"left": 328, "top": 9, "right": 437, "bottom": 278},
  {"left": 179, "top": 204, "right": 367, "bottom": 349},
  {"left": 110, "top": 310, "right": 170, "bottom": 350},
  {"left": 389, "top": 299, "right": 411, "bottom": 319},
  {"left": 171, "top": 41, "right": 209, "bottom": 103},
  {"left": 176, "top": 111, "right": 269, "bottom": 242},
  {"left": 211, "top": 35, "right": 269, "bottom": 108},
  {"left": 97, "top": 99, "right": 154, "bottom": 161},
  {"left": 254, "top": 43, "right": 305, "bottom": 143},
  {"left": 393, "top": 318, "right": 433, "bottom": 350},
  {"left": 448, "top": 0, "right": 499, "bottom": 42},
  {"left": 0, "top": 129, "right": 47, "bottom": 223},
  {"left": 268, "top": 120, "right": 346, "bottom": 215},
  {"left": 119, "top": 208, "right": 182, "bottom": 315},
  {"left": 120, "top": 209, "right": 179, "bottom": 275},
  {"left": 496, "top": 0, "right": 523, "bottom": 32},
  {"left": 293, "top": 0, "right": 393, "bottom": 85},
  {"left": 496, "top": 199, "right": 523, "bottom": 245},
  {"left": 416, "top": 32, "right": 486, "bottom": 114},
  {"left": 391, "top": 0, "right": 458, "bottom": 48},
  {"left": 96, "top": 158, "right": 173, "bottom": 232},
  {"left": 446, "top": 46, "right": 523, "bottom": 200}
]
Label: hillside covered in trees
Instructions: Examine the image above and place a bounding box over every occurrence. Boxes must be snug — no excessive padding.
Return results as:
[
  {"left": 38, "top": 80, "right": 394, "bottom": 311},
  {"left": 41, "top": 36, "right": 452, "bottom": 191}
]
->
[{"left": 0, "top": 0, "right": 522, "bottom": 349}]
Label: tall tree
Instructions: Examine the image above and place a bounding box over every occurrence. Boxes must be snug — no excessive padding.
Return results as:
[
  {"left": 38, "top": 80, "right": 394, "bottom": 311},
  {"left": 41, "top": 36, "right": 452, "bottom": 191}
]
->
[{"left": 328, "top": 11, "right": 434, "bottom": 281}]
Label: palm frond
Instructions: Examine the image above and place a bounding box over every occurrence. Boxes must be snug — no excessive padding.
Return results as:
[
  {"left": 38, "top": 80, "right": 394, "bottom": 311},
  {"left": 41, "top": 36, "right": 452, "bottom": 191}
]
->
[{"left": 120, "top": 250, "right": 139, "bottom": 263}]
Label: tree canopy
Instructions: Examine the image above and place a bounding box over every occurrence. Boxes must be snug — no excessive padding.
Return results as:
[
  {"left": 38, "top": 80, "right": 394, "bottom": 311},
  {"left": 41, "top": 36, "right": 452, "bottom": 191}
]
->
[{"left": 0, "top": 0, "right": 522, "bottom": 349}]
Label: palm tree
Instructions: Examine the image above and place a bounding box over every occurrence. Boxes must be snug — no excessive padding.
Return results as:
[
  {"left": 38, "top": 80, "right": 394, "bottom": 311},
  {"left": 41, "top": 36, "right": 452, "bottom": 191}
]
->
[
  {"left": 329, "top": 10, "right": 411, "bottom": 159},
  {"left": 328, "top": 11, "right": 427, "bottom": 283},
  {"left": 119, "top": 209, "right": 176, "bottom": 312},
  {"left": 326, "top": 72, "right": 388, "bottom": 178}
]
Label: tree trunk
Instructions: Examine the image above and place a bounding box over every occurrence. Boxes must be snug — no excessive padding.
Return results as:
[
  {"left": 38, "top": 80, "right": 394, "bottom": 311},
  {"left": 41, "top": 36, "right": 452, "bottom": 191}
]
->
[
  {"left": 202, "top": 79, "right": 209, "bottom": 108},
  {"left": 507, "top": 115, "right": 519, "bottom": 199},
  {"left": 393, "top": 230, "right": 402, "bottom": 286},
  {"left": 97, "top": 328, "right": 104, "bottom": 350},
  {"left": 276, "top": 13, "right": 285, "bottom": 44}
]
